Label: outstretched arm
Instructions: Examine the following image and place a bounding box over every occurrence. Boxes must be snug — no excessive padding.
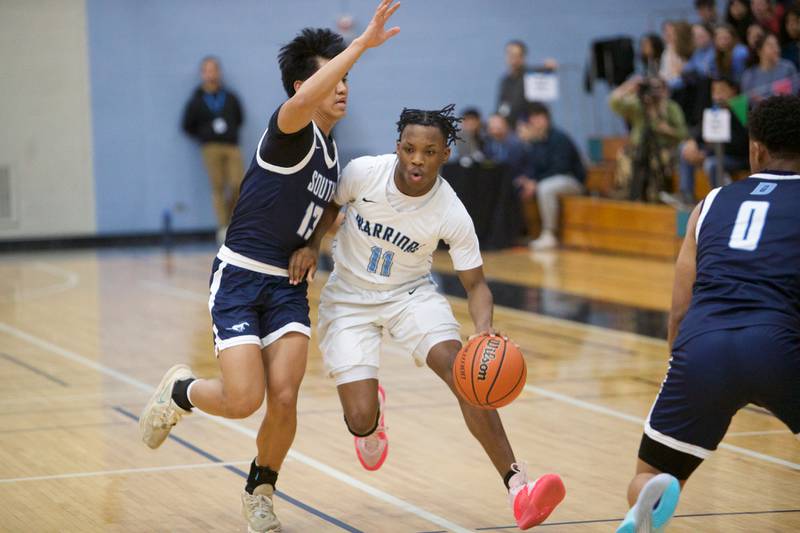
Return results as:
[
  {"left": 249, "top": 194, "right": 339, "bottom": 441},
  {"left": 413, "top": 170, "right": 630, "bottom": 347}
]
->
[
  {"left": 278, "top": 0, "right": 401, "bottom": 134},
  {"left": 457, "top": 266, "right": 495, "bottom": 336}
]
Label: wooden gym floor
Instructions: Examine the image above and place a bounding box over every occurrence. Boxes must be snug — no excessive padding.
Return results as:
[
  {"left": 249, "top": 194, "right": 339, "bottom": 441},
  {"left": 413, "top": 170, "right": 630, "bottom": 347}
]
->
[{"left": 0, "top": 243, "right": 797, "bottom": 532}]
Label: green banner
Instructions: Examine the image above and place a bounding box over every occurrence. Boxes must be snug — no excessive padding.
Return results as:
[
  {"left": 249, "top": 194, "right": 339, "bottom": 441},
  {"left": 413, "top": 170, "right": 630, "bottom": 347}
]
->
[{"left": 728, "top": 94, "right": 749, "bottom": 126}]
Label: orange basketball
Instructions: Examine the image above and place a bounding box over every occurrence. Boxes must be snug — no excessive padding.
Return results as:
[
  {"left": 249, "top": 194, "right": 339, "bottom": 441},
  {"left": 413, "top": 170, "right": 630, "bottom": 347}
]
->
[{"left": 452, "top": 334, "right": 527, "bottom": 409}]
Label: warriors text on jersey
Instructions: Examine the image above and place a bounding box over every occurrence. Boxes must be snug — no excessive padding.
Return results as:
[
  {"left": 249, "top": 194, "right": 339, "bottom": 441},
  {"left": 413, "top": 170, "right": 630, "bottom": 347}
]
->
[{"left": 331, "top": 154, "right": 482, "bottom": 286}]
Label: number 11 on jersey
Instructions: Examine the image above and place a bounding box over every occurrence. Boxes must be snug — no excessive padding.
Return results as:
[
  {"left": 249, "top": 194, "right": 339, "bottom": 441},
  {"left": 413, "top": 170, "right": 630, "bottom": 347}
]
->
[{"left": 367, "top": 246, "right": 394, "bottom": 276}]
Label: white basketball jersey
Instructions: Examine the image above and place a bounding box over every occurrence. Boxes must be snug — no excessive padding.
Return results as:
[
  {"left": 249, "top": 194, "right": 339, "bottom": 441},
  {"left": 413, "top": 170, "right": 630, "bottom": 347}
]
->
[{"left": 332, "top": 154, "right": 482, "bottom": 286}]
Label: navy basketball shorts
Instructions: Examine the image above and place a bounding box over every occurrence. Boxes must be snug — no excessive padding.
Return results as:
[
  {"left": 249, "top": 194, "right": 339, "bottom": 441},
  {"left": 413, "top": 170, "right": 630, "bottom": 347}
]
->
[
  {"left": 641, "top": 325, "right": 800, "bottom": 478},
  {"left": 208, "top": 258, "right": 310, "bottom": 355}
]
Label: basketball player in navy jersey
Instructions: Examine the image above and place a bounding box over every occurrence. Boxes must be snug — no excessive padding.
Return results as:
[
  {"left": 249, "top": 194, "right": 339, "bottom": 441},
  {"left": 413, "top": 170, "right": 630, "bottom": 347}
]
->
[
  {"left": 617, "top": 95, "right": 800, "bottom": 533},
  {"left": 139, "top": 2, "right": 400, "bottom": 531}
]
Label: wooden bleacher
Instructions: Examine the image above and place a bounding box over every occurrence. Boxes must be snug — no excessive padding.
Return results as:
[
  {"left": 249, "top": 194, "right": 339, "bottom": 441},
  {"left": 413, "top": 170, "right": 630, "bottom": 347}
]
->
[
  {"left": 559, "top": 136, "right": 750, "bottom": 259},
  {"left": 560, "top": 196, "right": 681, "bottom": 259},
  {"left": 583, "top": 135, "right": 747, "bottom": 200}
]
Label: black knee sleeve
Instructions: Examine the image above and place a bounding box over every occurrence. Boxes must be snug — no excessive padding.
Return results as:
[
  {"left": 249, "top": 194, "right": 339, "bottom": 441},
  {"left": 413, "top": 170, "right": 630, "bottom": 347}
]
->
[
  {"left": 638, "top": 433, "right": 703, "bottom": 480},
  {"left": 344, "top": 409, "right": 380, "bottom": 438}
]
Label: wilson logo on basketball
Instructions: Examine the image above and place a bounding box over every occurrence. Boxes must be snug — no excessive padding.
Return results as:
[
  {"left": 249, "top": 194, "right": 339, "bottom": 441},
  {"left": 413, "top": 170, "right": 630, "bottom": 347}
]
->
[
  {"left": 477, "top": 338, "right": 502, "bottom": 381},
  {"left": 453, "top": 334, "right": 527, "bottom": 409}
]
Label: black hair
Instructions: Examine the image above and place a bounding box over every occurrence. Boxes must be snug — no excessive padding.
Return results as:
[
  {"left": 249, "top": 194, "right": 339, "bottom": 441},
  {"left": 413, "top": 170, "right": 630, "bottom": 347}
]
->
[
  {"left": 461, "top": 107, "right": 481, "bottom": 119},
  {"left": 780, "top": 6, "right": 800, "bottom": 47},
  {"left": 695, "top": 0, "right": 716, "bottom": 8},
  {"left": 396, "top": 104, "right": 462, "bottom": 147},
  {"left": 753, "top": 30, "right": 778, "bottom": 53},
  {"left": 525, "top": 101, "right": 550, "bottom": 119},
  {"left": 748, "top": 95, "right": 800, "bottom": 157},
  {"left": 711, "top": 74, "right": 740, "bottom": 92},
  {"left": 640, "top": 33, "right": 665, "bottom": 62},
  {"left": 506, "top": 39, "right": 528, "bottom": 55},
  {"left": 277, "top": 28, "right": 346, "bottom": 97}
]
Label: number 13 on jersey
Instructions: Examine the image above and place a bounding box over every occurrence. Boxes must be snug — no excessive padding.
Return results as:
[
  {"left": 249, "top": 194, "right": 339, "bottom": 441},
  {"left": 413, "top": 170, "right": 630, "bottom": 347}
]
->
[{"left": 297, "top": 201, "right": 324, "bottom": 240}]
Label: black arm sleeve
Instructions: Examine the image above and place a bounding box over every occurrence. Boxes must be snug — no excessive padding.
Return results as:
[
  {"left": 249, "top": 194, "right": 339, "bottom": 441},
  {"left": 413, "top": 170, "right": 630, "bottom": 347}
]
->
[{"left": 258, "top": 106, "right": 315, "bottom": 168}]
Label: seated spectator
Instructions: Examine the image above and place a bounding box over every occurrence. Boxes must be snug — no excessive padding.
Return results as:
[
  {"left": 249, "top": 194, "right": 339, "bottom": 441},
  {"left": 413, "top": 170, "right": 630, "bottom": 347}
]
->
[
  {"left": 639, "top": 33, "right": 665, "bottom": 75},
  {"left": 514, "top": 102, "right": 585, "bottom": 250},
  {"left": 666, "top": 76, "right": 749, "bottom": 206},
  {"left": 687, "top": 23, "right": 716, "bottom": 76},
  {"left": 712, "top": 24, "right": 751, "bottom": 82},
  {"left": 483, "top": 113, "right": 525, "bottom": 171},
  {"left": 454, "top": 108, "right": 485, "bottom": 165},
  {"left": 670, "top": 24, "right": 715, "bottom": 131},
  {"left": 695, "top": 0, "right": 719, "bottom": 25},
  {"left": 727, "top": 0, "right": 755, "bottom": 43},
  {"left": 660, "top": 21, "right": 694, "bottom": 85},
  {"left": 741, "top": 32, "right": 798, "bottom": 100},
  {"left": 781, "top": 6, "right": 800, "bottom": 68},
  {"left": 752, "top": 0, "right": 785, "bottom": 35},
  {"left": 609, "top": 76, "right": 689, "bottom": 202}
]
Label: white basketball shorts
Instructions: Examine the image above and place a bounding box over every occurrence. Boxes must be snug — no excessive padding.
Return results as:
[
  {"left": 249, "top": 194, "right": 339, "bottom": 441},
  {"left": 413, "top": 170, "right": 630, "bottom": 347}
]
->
[{"left": 317, "top": 272, "right": 462, "bottom": 385}]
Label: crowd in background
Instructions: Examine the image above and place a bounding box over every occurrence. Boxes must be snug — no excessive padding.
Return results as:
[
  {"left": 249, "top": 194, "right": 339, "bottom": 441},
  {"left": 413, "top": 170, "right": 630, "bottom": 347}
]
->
[
  {"left": 451, "top": 0, "right": 800, "bottom": 248},
  {"left": 183, "top": 1, "right": 800, "bottom": 248}
]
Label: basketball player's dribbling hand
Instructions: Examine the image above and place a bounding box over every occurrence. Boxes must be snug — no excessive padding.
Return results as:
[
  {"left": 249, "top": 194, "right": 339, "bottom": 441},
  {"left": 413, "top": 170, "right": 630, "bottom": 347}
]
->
[
  {"left": 288, "top": 246, "right": 317, "bottom": 285},
  {"left": 468, "top": 329, "right": 510, "bottom": 342},
  {"left": 355, "top": 0, "right": 401, "bottom": 49}
]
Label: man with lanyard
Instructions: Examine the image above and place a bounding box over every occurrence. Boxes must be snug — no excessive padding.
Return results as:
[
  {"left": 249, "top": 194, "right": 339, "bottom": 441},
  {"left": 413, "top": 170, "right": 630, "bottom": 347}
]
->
[{"left": 182, "top": 56, "right": 245, "bottom": 242}]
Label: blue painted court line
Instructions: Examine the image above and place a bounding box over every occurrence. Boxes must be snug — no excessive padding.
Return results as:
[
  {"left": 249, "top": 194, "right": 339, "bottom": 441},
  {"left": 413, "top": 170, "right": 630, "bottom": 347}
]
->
[
  {"left": 410, "top": 508, "right": 800, "bottom": 531},
  {"left": 113, "top": 406, "right": 362, "bottom": 533},
  {"left": 0, "top": 352, "right": 69, "bottom": 386}
]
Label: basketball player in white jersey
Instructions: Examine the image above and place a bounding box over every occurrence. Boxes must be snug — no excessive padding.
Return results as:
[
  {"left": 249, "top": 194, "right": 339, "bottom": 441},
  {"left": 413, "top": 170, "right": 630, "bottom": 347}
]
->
[{"left": 288, "top": 105, "right": 566, "bottom": 530}]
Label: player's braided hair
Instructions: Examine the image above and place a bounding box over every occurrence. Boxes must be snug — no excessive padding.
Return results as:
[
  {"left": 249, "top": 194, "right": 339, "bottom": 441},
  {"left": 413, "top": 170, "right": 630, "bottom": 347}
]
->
[
  {"left": 749, "top": 95, "right": 800, "bottom": 157},
  {"left": 396, "top": 104, "right": 462, "bottom": 147}
]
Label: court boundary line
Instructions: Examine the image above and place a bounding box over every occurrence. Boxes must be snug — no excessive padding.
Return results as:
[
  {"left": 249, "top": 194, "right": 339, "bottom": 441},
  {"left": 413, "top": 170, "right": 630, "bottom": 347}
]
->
[
  {"left": 417, "top": 508, "right": 800, "bottom": 532},
  {"left": 523, "top": 384, "right": 800, "bottom": 470},
  {"left": 0, "top": 460, "right": 251, "bottom": 484},
  {"left": 111, "top": 406, "right": 360, "bottom": 533},
  {"left": 0, "top": 322, "right": 474, "bottom": 533},
  {"left": 0, "top": 351, "right": 69, "bottom": 386}
]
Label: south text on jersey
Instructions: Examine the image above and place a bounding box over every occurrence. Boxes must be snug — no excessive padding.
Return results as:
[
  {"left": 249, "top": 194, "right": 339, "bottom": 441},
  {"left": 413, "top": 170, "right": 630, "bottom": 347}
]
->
[{"left": 307, "top": 170, "right": 336, "bottom": 203}]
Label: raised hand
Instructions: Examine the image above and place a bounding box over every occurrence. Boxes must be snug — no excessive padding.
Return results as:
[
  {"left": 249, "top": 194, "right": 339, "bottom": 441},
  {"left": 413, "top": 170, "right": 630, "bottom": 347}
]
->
[{"left": 356, "top": 0, "right": 401, "bottom": 49}]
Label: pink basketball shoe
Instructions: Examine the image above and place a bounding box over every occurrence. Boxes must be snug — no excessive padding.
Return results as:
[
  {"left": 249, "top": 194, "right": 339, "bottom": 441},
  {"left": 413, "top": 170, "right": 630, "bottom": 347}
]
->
[
  {"left": 508, "top": 463, "right": 566, "bottom": 529},
  {"left": 354, "top": 384, "right": 388, "bottom": 471}
]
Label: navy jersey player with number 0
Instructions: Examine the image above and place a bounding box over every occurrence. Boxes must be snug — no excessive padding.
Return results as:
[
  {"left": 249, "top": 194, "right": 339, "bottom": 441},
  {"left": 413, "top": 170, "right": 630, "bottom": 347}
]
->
[
  {"left": 617, "top": 95, "right": 800, "bottom": 533},
  {"left": 138, "top": 2, "right": 401, "bottom": 532}
]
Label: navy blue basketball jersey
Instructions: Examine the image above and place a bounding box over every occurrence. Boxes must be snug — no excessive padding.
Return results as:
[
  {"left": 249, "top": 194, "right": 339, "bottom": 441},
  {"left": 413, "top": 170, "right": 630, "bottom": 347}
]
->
[
  {"left": 223, "top": 107, "right": 339, "bottom": 269},
  {"left": 676, "top": 170, "right": 800, "bottom": 345}
]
